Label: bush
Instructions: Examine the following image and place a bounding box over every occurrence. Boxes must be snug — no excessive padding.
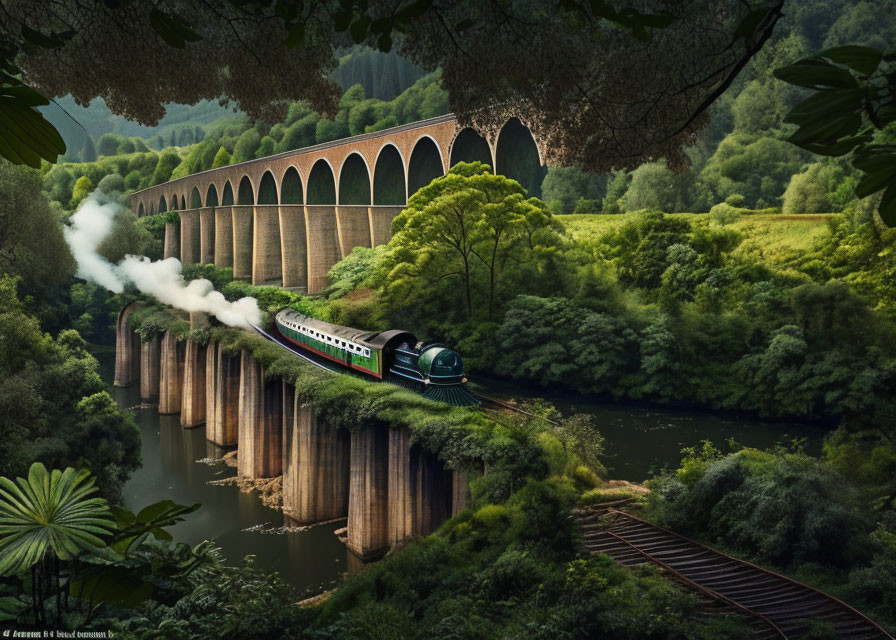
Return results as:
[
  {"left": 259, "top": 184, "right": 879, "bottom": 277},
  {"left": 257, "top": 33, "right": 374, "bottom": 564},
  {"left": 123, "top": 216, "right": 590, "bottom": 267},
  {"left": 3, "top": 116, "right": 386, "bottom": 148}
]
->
[{"left": 648, "top": 448, "right": 871, "bottom": 569}]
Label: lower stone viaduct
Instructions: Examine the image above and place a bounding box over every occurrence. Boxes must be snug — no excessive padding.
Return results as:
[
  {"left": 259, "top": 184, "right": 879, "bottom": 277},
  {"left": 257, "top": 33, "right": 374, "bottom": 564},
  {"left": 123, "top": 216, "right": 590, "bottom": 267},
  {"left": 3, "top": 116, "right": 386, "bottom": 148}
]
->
[
  {"left": 114, "top": 305, "right": 472, "bottom": 560},
  {"left": 127, "top": 114, "right": 547, "bottom": 293}
]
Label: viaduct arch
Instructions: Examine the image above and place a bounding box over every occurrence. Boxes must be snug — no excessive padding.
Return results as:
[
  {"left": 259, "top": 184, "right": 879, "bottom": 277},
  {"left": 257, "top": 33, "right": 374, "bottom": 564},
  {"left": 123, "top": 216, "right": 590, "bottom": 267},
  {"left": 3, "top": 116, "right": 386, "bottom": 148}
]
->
[{"left": 128, "top": 114, "right": 545, "bottom": 293}]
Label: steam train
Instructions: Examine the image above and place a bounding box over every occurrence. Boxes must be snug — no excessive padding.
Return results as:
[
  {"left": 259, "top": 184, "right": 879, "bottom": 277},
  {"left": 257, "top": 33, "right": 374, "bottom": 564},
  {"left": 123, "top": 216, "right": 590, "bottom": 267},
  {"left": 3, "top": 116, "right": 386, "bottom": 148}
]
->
[{"left": 273, "top": 309, "right": 479, "bottom": 406}]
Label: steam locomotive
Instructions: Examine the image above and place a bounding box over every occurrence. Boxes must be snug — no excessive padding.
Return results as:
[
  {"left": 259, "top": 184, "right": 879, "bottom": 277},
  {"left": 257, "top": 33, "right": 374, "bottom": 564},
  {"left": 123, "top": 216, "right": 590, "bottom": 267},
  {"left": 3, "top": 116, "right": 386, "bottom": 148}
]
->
[{"left": 273, "top": 309, "right": 479, "bottom": 406}]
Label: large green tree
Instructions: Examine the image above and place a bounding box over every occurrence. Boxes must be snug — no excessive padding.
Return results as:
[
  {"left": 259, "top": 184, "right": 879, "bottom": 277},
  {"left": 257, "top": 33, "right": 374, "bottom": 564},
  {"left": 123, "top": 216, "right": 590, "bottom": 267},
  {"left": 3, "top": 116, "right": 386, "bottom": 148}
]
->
[{"left": 377, "top": 162, "right": 553, "bottom": 320}]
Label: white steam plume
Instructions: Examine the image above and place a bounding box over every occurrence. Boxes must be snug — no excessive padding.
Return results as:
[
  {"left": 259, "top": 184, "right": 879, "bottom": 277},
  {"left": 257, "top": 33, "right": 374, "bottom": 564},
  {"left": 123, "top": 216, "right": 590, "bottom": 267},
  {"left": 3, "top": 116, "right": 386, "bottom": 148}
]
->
[{"left": 64, "top": 194, "right": 262, "bottom": 329}]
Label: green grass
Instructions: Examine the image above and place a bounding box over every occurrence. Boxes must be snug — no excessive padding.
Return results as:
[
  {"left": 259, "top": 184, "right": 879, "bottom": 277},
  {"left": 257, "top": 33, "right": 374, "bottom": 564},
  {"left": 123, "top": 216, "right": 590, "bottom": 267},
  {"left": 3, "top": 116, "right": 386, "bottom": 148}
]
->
[{"left": 559, "top": 212, "right": 833, "bottom": 270}]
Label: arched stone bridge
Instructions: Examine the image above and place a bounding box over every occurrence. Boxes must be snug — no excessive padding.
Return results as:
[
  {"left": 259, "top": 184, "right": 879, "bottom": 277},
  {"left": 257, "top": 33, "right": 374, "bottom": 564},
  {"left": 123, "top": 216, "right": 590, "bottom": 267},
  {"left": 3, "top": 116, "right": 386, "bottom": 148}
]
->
[{"left": 127, "top": 114, "right": 546, "bottom": 293}]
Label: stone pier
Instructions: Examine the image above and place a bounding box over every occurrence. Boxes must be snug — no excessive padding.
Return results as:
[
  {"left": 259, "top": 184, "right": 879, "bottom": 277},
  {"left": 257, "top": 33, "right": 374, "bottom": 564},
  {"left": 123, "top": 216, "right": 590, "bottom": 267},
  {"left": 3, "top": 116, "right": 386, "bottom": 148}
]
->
[
  {"left": 180, "top": 340, "right": 207, "bottom": 428},
  {"left": 179, "top": 210, "right": 201, "bottom": 265},
  {"left": 237, "top": 352, "right": 282, "bottom": 478},
  {"left": 139, "top": 335, "right": 161, "bottom": 401},
  {"left": 279, "top": 205, "right": 307, "bottom": 290},
  {"left": 304, "top": 205, "right": 341, "bottom": 294},
  {"left": 252, "top": 205, "right": 283, "bottom": 285},
  {"left": 282, "top": 402, "right": 350, "bottom": 523},
  {"left": 347, "top": 425, "right": 390, "bottom": 560},
  {"left": 387, "top": 428, "right": 456, "bottom": 542},
  {"left": 113, "top": 305, "right": 140, "bottom": 387},
  {"left": 452, "top": 470, "right": 472, "bottom": 517},
  {"left": 199, "top": 207, "right": 216, "bottom": 264},
  {"left": 163, "top": 221, "right": 179, "bottom": 260},
  {"left": 158, "top": 330, "right": 184, "bottom": 414},
  {"left": 414, "top": 447, "right": 453, "bottom": 536},
  {"left": 205, "top": 341, "right": 218, "bottom": 435},
  {"left": 231, "top": 206, "right": 254, "bottom": 280},
  {"left": 336, "top": 205, "right": 372, "bottom": 259},
  {"left": 369, "top": 206, "right": 403, "bottom": 247},
  {"left": 214, "top": 206, "right": 234, "bottom": 269},
  {"left": 209, "top": 344, "right": 240, "bottom": 446}
]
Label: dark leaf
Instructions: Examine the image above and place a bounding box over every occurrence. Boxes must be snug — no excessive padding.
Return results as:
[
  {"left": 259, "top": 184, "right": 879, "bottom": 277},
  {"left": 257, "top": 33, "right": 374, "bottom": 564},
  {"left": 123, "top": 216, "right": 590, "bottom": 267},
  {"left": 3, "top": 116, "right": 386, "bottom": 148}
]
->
[
  {"left": 774, "top": 60, "right": 859, "bottom": 90},
  {"left": 21, "top": 25, "right": 73, "bottom": 49},
  {"left": 785, "top": 89, "right": 865, "bottom": 124},
  {"left": 0, "top": 87, "right": 66, "bottom": 167},
  {"left": 817, "top": 45, "right": 883, "bottom": 76},
  {"left": 787, "top": 112, "right": 862, "bottom": 146},
  {"left": 0, "top": 596, "right": 28, "bottom": 622},
  {"left": 855, "top": 167, "right": 896, "bottom": 199},
  {"left": 877, "top": 184, "right": 896, "bottom": 227}
]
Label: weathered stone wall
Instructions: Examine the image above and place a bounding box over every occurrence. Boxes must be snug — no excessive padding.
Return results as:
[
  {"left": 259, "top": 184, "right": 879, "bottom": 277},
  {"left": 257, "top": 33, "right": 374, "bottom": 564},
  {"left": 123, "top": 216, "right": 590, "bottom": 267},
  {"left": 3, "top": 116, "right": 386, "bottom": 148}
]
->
[
  {"left": 282, "top": 402, "right": 350, "bottom": 523},
  {"left": 335, "top": 205, "right": 372, "bottom": 259},
  {"left": 158, "top": 330, "right": 184, "bottom": 414},
  {"left": 209, "top": 344, "right": 240, "bottom": 446},
  {"left": 252, "top": 205, "right": 283, "bottom": 285},
  {"left": 369, "top": 206, "right": 403, "bottom": 247},
  {"left": 237, "top": 352, "right": 283, "bottom": 478},
  {"left": 304, "top": 205, "right": 341, "bottom": 293},
  {"left": 214, "top": 206, "right": 234, "bottom": 268},
  {"left": 114, "top": 305, "right": 140, "bottom": 387},
  {"left": 347, "top": 425, "right": 390, "bottom": 560},
  {"left": 180, "top": 340, "right": 206, "bottom": 428},
  {"left": 163, "top": 221, "right": 179, "bottom": 260},
  {"left": 199, "top": 207, "right": 216, "bottom": 264},
  {"left": 279, "top": 205, "right": 307, "bottom": 290},
  {"left": 140, "top": 335, "right": 161, "bottom": 401},
  {"left": 231, "top": 206, "right": 254, "bottom": 280},
  {"left": 179, "top": 209, "right": 201, "bottom": 265}
]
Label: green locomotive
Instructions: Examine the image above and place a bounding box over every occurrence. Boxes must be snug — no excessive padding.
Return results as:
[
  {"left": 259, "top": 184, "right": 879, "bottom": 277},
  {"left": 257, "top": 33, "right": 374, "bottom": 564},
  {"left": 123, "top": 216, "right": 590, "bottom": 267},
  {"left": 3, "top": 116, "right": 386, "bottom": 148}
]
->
[{"left": 274, "top": 309, "right": 478, "bottom": 406}]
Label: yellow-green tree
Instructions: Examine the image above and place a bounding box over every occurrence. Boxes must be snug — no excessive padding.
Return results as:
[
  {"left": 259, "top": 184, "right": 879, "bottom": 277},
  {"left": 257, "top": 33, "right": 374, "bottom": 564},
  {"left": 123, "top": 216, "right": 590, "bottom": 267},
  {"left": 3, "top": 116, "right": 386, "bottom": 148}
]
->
[{"left": 377, "top": 162, "right": 553, "bottom": 320}]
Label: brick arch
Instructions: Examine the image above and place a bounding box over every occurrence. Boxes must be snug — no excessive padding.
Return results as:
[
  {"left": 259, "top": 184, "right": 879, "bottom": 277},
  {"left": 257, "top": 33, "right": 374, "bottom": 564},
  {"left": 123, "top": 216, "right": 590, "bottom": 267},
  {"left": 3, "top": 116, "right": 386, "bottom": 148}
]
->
[
  {"left": 221, "top": 180, "right": 235, "bottom": 205},
  {"left": 407, "top": 134, "right": 446, "bottom": 197},
  {"left": 449, "top": 127, "right": 494, "bottom": 170},
  {"left": 337, "top": 152, "right": 372, "bottom": 206},
  {"left": 258, "top": 170, "right": 279, "bottom": 205},
  {"left": 373, "top": 143, "right": 407, "bottom": 206},
  {"left": 306, "top": 158, "right": 337, "bottom": 205},
  {"left": 279, "top": 165, "right": 304, "bottom": 204},
  {"left": 205, "top": 183, "right": 219, "bottom": 207},
  {"left": 189, "top": 186, "right": 202, "bottom": 208},
  {"left": 237, "top": 175, "right": 255, "bottom": 205}
]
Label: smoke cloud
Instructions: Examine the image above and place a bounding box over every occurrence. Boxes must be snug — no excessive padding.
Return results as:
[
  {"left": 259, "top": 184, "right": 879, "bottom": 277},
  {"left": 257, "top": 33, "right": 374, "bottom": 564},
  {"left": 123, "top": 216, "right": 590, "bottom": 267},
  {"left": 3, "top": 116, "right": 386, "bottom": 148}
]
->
[{"left": 64, "top": 194, "right": 262, "bottom": 329}]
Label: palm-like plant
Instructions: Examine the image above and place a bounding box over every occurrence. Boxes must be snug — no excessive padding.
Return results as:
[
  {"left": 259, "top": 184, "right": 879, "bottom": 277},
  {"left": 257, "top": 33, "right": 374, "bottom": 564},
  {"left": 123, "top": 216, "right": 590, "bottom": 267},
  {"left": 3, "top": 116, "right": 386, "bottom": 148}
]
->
[
  {"left": 0, "top": 463, "right": 114, "bottom": 576},
  {"left": 0, "top": 462, "right": 114, "bottom": 624}
]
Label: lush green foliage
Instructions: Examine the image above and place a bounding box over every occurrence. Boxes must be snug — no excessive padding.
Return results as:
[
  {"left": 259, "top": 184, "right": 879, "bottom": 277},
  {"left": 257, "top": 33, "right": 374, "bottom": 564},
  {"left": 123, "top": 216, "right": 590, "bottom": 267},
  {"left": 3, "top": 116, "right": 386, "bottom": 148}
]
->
[
  {"left": 647, "top": 434, "right": 896, "bottom": 631},
  {"left": 0, "top": 276, "right": 140, "bottom": 502},
  {"left": 378, "top": 162, "right": 556, "bottom": 321},
  {"left": 0, "top": 462, "right": 114, "bottom": 576},
  {"left": 115, "top": 479, "right": 752, "bottom": 640}
]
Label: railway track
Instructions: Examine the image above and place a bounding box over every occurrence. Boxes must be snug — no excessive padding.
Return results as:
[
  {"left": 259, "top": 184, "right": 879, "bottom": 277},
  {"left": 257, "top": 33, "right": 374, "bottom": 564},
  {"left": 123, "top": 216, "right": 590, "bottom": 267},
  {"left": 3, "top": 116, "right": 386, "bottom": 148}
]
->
[{"left": 578, "top": 507, "right": 893, "bottom": 640}]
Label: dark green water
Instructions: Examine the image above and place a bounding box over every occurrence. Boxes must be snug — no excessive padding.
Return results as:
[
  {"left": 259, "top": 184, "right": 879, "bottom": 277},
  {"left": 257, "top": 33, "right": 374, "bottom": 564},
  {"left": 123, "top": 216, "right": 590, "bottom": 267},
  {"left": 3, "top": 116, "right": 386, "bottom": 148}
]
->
[
  {"left": 471, "top": 377, "right": 827, "bottom": 482},
  {"left": 96, "top": 349, "right": 348, "bottom": 598}
]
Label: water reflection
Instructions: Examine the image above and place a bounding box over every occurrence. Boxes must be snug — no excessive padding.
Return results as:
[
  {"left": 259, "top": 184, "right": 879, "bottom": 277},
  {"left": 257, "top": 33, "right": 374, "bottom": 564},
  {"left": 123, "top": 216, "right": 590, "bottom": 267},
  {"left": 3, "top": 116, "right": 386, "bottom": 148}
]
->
[{"left": 99, "top": 350, "right": 347, "bottom": 596}]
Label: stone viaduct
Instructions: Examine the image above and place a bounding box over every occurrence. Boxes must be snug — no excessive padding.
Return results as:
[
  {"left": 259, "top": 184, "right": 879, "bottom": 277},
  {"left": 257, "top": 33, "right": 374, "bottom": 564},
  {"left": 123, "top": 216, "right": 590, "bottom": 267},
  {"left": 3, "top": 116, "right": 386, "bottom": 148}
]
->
[
  {"left": 128, "top": 114, "right": 546, "bottom": 294},
  {"left": 114, "top": 305, "right": 473, "bottom": 561}
]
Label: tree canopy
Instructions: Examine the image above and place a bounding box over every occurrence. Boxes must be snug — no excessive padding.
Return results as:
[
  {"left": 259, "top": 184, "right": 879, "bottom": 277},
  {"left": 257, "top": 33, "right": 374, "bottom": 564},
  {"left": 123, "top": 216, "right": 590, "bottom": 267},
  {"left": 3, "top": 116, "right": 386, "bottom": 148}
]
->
[{"left": 1, "top": 0, "right": 783, "bottom": 173}]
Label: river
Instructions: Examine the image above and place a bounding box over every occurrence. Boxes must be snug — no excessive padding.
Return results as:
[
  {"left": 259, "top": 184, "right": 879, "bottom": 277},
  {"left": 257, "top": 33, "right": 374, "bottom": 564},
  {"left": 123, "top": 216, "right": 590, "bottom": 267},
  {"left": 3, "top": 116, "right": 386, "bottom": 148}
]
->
[{"left": 98, "top": 348, "right": 827, "bottom": 594}]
